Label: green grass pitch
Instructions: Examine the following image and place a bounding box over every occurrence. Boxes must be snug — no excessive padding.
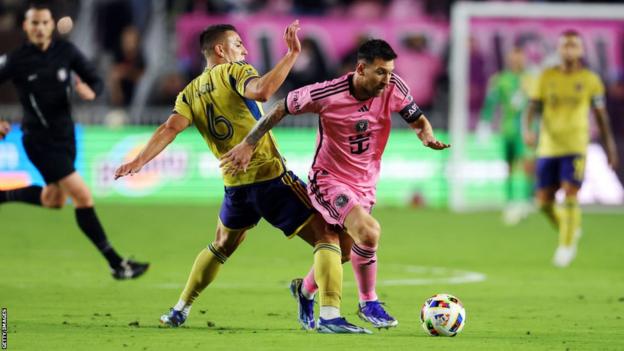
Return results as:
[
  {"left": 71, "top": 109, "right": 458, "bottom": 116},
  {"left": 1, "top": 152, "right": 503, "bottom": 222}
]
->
[{"left": 2, "top": 203, "right": 624, "bottom": 350}]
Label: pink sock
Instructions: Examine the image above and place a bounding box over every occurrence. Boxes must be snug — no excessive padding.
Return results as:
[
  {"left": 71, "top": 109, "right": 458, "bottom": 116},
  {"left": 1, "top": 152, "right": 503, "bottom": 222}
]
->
[
  {"left": 302, "top": 266, "right": 318, "bottom": 296},
  {"left": 351, "top": 243, "right": 378, "bottom": 302}
]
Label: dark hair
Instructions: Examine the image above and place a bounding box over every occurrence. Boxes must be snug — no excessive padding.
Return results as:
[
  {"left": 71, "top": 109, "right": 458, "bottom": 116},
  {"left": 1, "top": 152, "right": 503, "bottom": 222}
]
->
[
  {"left": 199, "top": 24, "right": 237, "bottom": 53},
  {"left": 26, "top": 2, "right": 54, "bottom": 17},
  {"left": 561, "top": 29, "right": 580, "bottom": 38},
  {"left": 357, "top": 39, "right": 397, "bottom": 63}
]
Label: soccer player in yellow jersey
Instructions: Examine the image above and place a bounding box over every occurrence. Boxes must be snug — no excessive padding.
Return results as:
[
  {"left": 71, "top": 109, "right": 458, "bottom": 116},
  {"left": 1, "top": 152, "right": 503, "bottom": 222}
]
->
[
  {"left": 523, "top": 30, "right": 618, "bottom": 268},
  {"left": 114, "top": 22, "right": 369, "bottom": 333}
]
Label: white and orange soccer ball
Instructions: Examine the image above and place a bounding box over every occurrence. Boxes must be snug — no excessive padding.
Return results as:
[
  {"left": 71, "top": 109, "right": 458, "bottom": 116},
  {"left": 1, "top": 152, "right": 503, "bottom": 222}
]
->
[{"left": 420, "top": 293, "right": 466, "bottom": 337}]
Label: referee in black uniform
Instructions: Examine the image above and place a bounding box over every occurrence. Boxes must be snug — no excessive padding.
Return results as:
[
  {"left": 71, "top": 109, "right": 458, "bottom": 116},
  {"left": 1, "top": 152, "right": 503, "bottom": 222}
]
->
[{"left": 0, "top": 4, "right": 148, "bottom": 280}]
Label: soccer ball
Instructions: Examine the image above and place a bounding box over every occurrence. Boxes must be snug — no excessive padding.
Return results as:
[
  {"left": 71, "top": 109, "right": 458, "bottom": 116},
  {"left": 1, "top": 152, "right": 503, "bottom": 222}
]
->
[{"left": 420, "top": 293, "right": 466, "bottom": 337}]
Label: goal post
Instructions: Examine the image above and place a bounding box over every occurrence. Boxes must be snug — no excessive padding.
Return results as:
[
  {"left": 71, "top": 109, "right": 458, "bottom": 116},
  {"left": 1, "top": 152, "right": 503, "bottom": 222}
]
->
[{"left": 448, "top": 2, "right": 624, "bottom": 211}]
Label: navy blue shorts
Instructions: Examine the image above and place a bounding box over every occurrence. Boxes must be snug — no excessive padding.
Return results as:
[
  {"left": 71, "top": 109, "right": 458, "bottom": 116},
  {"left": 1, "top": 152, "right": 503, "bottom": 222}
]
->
[
  {"left": 219, "top": 170, "right": 314, "bottom": 237},
  {"left": 535, "top": 154, "right": 585, "bottom": 189}
]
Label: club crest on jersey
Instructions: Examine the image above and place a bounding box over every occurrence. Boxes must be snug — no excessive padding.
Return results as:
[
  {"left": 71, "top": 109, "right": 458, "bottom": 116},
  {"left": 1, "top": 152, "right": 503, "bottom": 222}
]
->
[
  {"left": 57, "top": 68, "right": 68, "bottom": 82},
  {"left": 334, "top": 194, "right": 349, "bottom": 208},
  {"left": 355, "top": 120, "right": 368, "bottom": 133}
]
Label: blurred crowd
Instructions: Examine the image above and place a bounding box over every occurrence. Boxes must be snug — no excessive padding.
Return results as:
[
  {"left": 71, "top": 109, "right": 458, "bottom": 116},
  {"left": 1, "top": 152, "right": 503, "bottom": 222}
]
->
[{"left": 0, "top": 0, "right": 623, "bottom": 142}]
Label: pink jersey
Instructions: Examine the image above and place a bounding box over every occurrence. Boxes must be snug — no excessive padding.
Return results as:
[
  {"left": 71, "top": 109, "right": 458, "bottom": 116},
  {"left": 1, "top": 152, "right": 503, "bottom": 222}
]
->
[{"left": 286, "top": 72, "right": 422, "bottom": 196}]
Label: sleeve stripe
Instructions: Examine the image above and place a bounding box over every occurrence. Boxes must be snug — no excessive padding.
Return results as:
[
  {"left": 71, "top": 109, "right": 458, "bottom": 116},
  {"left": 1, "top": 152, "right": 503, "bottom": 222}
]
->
[
  {"left": 311, "top": 87, "right": 349, "bottom": 101},
  {"left": 390, "top": 73, "right": 409, "bottom": 94},
  {"left": 310, "top": 77, "right": 349, "bottom": 95},
  {"left": 390, "top": 76, "right": 409, "bottom": 97},
  {"left": 311, "top": 81, "right": 349, "bottom": 99},
  {"left": 242, "top": 75, "right": 259, "bottom": 92}
]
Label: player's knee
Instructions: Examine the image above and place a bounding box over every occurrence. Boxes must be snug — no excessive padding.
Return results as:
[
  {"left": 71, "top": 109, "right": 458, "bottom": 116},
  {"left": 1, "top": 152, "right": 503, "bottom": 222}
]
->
[
  {"left": 316, "top": 230, "right": 339, "bottom": 245},
  {"left": 354, "top": 218, "right": 381, "bottom": 247},
  {"left": 213, "top": 229, "right": 244, "bottom": 257},
  {"left": 212, "top": 239, "right": 237, "bottom": 257},
  {"left": 43, "top": 198, "right": 64, "bottom": 209}
]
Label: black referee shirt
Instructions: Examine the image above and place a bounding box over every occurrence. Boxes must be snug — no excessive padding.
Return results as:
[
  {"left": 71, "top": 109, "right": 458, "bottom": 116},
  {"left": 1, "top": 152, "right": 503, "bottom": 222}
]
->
[{"left": 0, "top": 39, "right": 103, "bottom": 139}]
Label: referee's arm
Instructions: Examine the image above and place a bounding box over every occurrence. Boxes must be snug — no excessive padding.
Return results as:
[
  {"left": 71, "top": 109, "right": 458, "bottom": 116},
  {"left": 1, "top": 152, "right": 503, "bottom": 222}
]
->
[{"left": 69, "top": 44, "right": 103, "bottom": 98}]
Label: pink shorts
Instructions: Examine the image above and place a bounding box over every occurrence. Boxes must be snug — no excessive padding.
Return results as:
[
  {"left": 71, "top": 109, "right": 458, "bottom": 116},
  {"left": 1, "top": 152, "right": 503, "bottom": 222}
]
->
[{"left": 307, "top": 170, "right": 375, "bottom": 226}]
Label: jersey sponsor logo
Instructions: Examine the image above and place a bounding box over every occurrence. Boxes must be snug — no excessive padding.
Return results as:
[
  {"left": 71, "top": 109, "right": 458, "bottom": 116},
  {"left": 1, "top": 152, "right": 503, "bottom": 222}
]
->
[
  {"left": 334, "top": 194, "right": 349, "bottom": 208},
  {"left": 355, "top": 120, "right": 368, "bottom": 133},
  {"left": 57, "top": 68, "right": 67, "bottom": 82},
  {"left": 291, "top": 90, "right": 302, "bottom": 113},
  {"left": 349, "top": 132, "right": 371, "bottom": 154}
]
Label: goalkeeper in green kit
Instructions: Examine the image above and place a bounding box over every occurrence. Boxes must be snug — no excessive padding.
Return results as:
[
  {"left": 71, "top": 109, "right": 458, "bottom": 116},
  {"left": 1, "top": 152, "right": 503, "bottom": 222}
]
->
[{"left": 479, "top": 47, "right": 535, "bottom": 225}]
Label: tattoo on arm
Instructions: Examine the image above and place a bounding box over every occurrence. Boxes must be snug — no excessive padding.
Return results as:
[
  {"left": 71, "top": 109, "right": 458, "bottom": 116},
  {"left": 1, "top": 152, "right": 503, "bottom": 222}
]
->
[{"left": 245, "top": 99, "right": 288, "bottom": 145}]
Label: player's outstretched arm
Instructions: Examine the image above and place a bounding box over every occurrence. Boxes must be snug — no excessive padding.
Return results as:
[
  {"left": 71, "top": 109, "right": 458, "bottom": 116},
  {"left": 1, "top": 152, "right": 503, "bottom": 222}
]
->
[
  {"left": 220, "top": 99, "right": 289, "bottom": 174},
  {"left": 114, "top": 114, "right": 190, "bottom": 179},
  {"left": 593, "top": 106, "right": 619, "bottom": 169},
  {"left": 522, "top": 100, "right": 540, "bottom": 147},
  {"left": 409, "top": 114, "right": 450, "bottom": 150},
  {"left": 243, "top": 20, "right": 301, "bottom": 102},
  {"left": 0, "top": 120, "right": 10, "bottom": 140}
]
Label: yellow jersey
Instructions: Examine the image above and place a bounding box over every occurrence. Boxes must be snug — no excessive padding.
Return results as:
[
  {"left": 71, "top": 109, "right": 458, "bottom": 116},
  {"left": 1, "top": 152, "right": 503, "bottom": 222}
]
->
[
  {"left": 530, "top": 66, "right": 605, "bottom": 157},
  {"left": 174, "top": 61, "right": 285, "bottom": 186}
]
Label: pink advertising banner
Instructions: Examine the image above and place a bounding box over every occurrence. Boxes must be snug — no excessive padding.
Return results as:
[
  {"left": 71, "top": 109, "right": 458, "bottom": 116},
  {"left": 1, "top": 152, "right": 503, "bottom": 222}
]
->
[{"left": 176, "top": 15, "right": 449, "bottom": 106}]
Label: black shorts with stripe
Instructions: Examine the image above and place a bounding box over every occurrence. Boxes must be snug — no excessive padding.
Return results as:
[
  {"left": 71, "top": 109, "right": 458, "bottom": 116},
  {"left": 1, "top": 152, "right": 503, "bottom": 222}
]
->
[{"left": 219, "top": 170, "right": 314, "bottom": 237}]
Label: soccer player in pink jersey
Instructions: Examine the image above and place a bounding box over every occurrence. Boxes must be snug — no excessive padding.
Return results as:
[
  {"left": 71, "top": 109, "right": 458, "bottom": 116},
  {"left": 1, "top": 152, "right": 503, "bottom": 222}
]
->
[{"left": 221, "top": 39, "right": 449, "bottom": 329}]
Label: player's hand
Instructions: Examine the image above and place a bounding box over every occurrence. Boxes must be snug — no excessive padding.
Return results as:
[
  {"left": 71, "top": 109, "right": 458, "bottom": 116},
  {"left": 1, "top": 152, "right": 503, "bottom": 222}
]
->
[
  {"left": 114, "top": 160, "right": 143, "bottom": 180},
  {"left": 284, "top": 19, "right": 301, "bottom": 55},
  {"left": 524, "top": 130, "right": 537, "bottom": 147},
  {"left": 0, "top": 120, "right": 10, "bottom": 140},
  {"left": 421, "top": 133, "right": 450, "bottom": 150},
  {"left": 75, "top": 76, "right": 96, "bottom": 101},
  {"left": 219, "top": 141, "right": 254, "bottom": 176}
]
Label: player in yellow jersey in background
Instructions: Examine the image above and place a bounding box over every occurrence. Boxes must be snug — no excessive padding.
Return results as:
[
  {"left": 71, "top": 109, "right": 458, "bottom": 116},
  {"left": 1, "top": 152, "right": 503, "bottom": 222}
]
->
[
  {"left": 523, "top": 30, "right": 618, "bottom": 268},
  {"left": 114, "top": 22, "right": 369, "bottom": 333}
]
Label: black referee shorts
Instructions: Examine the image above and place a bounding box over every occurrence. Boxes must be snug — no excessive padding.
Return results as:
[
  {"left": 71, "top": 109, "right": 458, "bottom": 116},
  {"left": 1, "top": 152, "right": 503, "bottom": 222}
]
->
[{"left": 22, "top": 133, "right": 76, "bottom": 184}]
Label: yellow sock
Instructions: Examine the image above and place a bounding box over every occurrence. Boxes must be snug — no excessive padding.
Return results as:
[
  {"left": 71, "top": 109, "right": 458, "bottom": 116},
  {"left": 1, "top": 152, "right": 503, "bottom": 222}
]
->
[
  {"left": 180, "top": 244, "right": 227, "bottom": 305},
  {"left": 313, "top": 243, "right": 342, "bottom": 308},
  {"left": 559, "top": 198, "right": 580, "bottom": 247},
  {"left": 540, "top": 202, "right": 560, "bottom": 230}
]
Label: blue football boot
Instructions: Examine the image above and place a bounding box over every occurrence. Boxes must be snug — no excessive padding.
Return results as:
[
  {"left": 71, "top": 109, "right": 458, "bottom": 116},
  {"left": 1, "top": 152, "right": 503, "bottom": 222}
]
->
[
  {"left": 289, "top": 278, "right": 315, "bottom": 330},
  {"left": 357, "top": 301, "right": 398, "bottom": 329}
]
